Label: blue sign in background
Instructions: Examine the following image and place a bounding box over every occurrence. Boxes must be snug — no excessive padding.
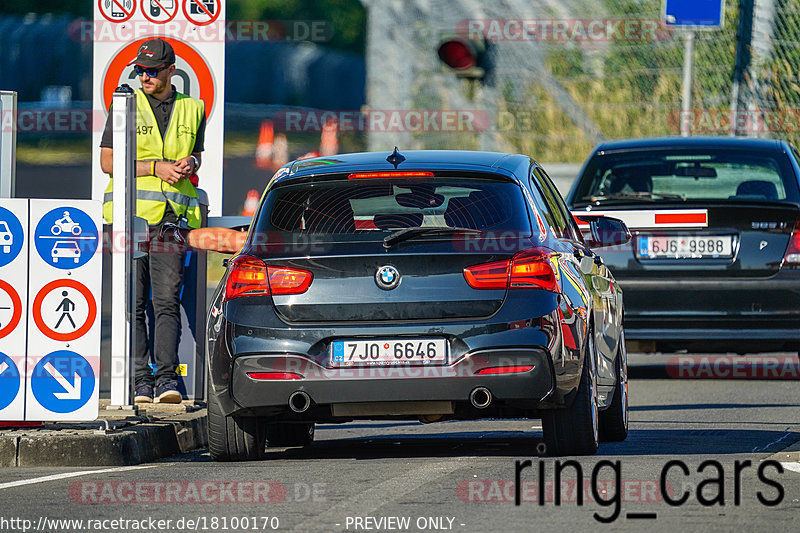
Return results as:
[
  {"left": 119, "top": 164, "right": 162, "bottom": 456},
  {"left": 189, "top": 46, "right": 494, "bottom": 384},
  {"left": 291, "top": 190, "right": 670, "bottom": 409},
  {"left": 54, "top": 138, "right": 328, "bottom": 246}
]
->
[
  {"left": 665, "top": 0, "right": 725, "bottom": 27},
  {"left": 34, "top": 207, "right": 99, "bottom": 269},
  {"left": 0, "top": 206, "right": 24, "bottom": 268},
  {"left": 0, "top": 352, "right": 21, "bottom": 411},
  {"left": 31, "top": 350, "right": 95, "bottom": 413}
]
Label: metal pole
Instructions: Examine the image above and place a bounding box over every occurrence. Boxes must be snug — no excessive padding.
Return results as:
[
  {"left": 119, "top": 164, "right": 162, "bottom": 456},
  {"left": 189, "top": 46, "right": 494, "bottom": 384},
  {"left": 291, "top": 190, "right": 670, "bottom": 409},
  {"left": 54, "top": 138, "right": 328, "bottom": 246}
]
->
[
  {"left": 680, "top": 31, "right": 695, "bottom": 138},
  {"left": 109, "top": 85, "right": 137, "bottom": 409},
  {"left": 0, "top": 91, "right": 17, "bottom": 198}
]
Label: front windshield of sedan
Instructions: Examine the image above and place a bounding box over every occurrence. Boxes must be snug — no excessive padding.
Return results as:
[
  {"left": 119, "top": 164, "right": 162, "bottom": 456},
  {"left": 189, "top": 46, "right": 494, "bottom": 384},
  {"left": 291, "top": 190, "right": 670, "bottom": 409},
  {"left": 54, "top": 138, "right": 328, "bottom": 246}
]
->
[{"left": 573, "top": 150, "right": 795, "bottom": 206}]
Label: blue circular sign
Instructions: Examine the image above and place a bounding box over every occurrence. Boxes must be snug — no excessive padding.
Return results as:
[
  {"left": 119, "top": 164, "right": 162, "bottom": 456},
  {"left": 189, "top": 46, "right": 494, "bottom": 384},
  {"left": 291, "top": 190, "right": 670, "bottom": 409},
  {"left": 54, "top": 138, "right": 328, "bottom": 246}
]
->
[
  {"left": 0, "top": 206, "right": 24, "bottom": 268},
  {"left": 0, "top": 352, "right": 21, "bottom": 411},
  {"left": 34, "top": 207, "right": 99, "bottom": 269},
  {"left": 31, "top": 350, "right": 95, "bottom": 413}
]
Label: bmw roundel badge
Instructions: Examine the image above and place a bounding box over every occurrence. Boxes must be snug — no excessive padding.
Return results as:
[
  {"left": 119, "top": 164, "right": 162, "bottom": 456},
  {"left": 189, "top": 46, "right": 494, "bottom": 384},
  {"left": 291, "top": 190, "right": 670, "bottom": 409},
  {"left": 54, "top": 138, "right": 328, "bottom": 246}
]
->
[{"left": 376, "top": 265, "right": 401, "bottom": 290}]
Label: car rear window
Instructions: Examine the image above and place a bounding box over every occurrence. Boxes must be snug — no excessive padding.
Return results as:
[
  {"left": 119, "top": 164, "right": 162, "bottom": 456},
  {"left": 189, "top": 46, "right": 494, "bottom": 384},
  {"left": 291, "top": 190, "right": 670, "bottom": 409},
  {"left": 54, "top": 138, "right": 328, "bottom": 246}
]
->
[
  {"left": 254, "top": 177, "right": 532, "bottom": 241},
  {"left": 572, "top": 150, "right": 799, "bottom": 206}
]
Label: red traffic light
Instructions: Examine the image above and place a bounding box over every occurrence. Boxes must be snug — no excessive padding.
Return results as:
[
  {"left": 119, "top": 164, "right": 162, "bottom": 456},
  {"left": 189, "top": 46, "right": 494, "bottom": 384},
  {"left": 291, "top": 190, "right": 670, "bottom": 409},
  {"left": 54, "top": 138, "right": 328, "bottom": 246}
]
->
[{"left": 437, "top": 38, "right": 477, "bottom": 70}]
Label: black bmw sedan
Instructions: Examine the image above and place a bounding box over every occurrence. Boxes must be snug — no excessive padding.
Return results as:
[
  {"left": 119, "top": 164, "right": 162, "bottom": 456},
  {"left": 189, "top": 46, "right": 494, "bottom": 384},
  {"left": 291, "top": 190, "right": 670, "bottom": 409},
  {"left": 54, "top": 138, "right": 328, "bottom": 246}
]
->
[
  {"left": 566, "top": 137, "right": 800, "bottom": 355},
  {"left": 206, "top": 149, "right": 630, "bottom": 460}
]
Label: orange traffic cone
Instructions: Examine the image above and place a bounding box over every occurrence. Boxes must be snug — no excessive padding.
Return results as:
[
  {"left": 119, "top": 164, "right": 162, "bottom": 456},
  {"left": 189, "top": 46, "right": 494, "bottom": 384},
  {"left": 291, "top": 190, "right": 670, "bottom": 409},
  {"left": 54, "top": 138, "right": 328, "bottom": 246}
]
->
[
  {"left": 320, "top": 116, "right": 338, "bottom": 156},
  {"left": 241, "top": 189, "right": 260, "bottom": 217},
  {"left": 255, "top": 120, "right": 274, "bottom": 169},
  {"left": 272, "top": 134, "right": 289, "bottom": 170}
]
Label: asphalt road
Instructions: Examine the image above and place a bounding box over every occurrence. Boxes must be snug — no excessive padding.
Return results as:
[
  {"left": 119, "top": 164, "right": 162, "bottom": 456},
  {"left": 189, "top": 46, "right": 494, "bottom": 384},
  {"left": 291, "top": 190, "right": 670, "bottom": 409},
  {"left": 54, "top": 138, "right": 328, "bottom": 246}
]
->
[{"left": 1, "top": 354, "right": 798, "bottom": 533}]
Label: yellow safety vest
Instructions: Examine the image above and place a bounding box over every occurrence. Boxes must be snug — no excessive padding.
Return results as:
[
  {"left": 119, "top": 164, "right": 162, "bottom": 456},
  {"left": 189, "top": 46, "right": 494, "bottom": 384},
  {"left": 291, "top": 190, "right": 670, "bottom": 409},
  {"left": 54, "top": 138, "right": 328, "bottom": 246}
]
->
[{"left": 103, "top": 89, "right": 204, "bottom": 228}]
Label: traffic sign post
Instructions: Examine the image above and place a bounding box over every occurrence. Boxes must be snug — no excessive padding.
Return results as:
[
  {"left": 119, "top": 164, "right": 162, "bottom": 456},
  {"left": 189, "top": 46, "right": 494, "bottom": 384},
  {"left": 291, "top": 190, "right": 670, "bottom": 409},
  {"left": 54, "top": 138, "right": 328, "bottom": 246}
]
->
[
  {"left": 109, "top": 88, "right": 138, "bottom": 410},
  {"left": 664, "top": 0, "right": 726, "bottom": 137},
  {"left": 0, "top": 91, "right": 17, "bottom": 199}
]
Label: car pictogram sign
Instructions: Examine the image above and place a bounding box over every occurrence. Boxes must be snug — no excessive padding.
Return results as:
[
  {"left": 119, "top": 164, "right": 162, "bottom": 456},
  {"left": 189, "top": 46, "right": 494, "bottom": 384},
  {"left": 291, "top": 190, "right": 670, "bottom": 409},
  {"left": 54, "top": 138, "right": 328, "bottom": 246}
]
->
[
  {"left": 182, "top": 0, "right": 220, "bottom": 26},
  {"left": 0, "top": 206, "right": 24, "bottom": 267},
  {"left": 32, "top": 279, "right": 97, "bottom": 342},
  {"left": 0, "top": 280, "right": 22, "bottom": 340},
  {"left": 98, "top": 0, "right": 137, "bottom": 23},
  {"left": 33, "top": 207, "right": 99, "bottom": 270},
  {"left": 142, "top": 0, "right": 179, "bottom": 24},
  {"left": 30, "top": 351, "right": 96, "bottom": 414},
  {"left": 102, "top": 38, "right": 216, "bottom": 120},
  {"left": 0, "top": 352, "right": 22, "bottom": 412}
]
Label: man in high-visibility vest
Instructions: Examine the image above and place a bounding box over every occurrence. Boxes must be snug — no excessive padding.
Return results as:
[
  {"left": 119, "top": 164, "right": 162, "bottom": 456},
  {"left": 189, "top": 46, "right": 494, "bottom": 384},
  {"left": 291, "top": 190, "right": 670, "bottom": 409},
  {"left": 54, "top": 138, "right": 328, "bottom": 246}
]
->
[{"left": 100, "top": 38, "right": 206, "bottom": 404}]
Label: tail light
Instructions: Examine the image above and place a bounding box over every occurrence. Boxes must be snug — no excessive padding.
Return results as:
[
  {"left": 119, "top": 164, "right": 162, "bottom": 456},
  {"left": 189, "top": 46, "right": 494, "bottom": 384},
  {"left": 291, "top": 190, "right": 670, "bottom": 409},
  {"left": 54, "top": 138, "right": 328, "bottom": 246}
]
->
[
  {"left": 224, "top": 255, "right": 313, "bottom": 301},
  {"left": 463, "top": 248, "right": 560, "bottom": 292},
  {"left": 476, "top": 365, "right": 533, "bottom": 375},
  {"left": 784, "top": 220, "right": 800, "bottom": 266}
]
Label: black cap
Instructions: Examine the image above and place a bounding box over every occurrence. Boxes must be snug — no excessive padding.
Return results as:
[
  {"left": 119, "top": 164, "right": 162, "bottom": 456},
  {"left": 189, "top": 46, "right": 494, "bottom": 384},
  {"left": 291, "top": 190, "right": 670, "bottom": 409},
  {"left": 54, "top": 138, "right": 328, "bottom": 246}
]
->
[{"left": 128, "top": 38, "right": 175, "bottom": 68}]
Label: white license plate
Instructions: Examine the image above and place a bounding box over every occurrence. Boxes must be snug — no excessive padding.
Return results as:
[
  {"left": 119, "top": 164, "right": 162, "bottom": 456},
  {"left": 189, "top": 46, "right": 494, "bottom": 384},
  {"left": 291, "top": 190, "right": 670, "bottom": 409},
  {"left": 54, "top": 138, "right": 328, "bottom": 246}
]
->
[
  {"left": 330, "top": 339, "right": 448, "bottom": 367},
  {"left": 638, "top": 235, "right": 733, "bottom": 259}
]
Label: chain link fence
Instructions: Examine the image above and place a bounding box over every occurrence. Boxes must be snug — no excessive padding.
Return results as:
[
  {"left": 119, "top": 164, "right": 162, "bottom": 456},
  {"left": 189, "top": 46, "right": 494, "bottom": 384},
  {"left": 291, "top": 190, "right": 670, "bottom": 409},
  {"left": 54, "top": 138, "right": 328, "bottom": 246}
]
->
[{"left": 366, "top": 0, "right": 800, "bottom": 162}]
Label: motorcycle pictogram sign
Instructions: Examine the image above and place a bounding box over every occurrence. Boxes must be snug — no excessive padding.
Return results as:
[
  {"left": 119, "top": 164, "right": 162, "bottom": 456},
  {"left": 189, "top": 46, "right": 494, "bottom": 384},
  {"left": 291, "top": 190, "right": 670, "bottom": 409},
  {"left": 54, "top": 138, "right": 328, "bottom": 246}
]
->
[{"left": 33, "top": 207, "right": 99, "bottom": 270}]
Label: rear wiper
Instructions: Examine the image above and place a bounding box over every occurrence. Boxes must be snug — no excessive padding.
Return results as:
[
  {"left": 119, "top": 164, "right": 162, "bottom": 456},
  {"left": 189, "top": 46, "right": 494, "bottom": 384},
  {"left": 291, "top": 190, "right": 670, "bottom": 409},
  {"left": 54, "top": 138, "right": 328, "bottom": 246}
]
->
[{"left": 383, "top": 226, "right": 482, "bottom": 249}]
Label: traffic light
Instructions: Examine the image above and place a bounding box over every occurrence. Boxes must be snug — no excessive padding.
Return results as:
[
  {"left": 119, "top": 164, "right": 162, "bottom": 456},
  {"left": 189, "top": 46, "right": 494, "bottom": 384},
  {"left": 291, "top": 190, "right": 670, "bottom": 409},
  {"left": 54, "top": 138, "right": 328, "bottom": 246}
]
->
[{"left": 437, "top": 35, "right": 490, "bottom": 80}]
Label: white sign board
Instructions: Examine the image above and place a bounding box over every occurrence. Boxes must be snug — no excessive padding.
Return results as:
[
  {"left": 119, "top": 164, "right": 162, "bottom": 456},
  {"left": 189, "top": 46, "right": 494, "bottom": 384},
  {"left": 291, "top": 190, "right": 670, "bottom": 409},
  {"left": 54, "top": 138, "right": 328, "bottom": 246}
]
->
[
  {"left": 0, "top": 200, "right": 102, "bottom": 422},
  {"left": 0, "top": 200, "right": 28, "bottom": 421},
  {"left": 91, "top": 0, "right": 226, "bottom": 216}
]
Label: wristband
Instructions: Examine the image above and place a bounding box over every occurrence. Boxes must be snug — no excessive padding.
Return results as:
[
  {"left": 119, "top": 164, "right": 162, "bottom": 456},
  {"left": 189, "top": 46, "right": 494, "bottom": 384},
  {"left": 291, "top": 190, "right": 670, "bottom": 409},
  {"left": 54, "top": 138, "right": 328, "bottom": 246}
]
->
[
  {"left": 190, "top": 155, "right": 199, "bottom": 171},
  {"left": 150, "top": 161, "right": 155, "bottom": 175}
]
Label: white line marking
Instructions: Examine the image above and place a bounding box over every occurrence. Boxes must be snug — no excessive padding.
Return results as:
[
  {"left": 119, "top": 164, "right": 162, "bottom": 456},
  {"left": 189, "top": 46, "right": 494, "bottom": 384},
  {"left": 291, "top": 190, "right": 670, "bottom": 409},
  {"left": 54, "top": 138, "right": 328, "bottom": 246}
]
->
[
  {"left": 0, "top": 465, "right": 156, "bottom": 490},
  {"left": 0, "top": 362, "right": 8, "bottom": 376},
  {"left": 781, "top": 462, "right": 800, "bottom": 474}
]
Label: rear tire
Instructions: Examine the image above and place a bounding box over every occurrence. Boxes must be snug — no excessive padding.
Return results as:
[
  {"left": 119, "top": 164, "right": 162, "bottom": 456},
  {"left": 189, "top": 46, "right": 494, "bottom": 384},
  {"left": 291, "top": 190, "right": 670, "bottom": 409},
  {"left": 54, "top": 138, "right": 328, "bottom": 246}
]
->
[
  {"left": 599, "top": 332, "right": 629, "bottom": 442},
  {"left": 265, "top": 422, "right": 315, "bottom": 447},
  {"left": 542, "top": 329, "right": 599, "bottom": 456},
  {"left": 207, "top": 383, "right": 266, "bottom": 461}
]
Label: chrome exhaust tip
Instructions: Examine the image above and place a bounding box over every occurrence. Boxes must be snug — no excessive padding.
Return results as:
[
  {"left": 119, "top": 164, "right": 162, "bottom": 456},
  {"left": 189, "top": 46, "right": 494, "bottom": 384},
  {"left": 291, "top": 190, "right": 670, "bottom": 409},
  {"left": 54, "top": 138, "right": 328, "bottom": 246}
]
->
[
  {"left": 469, "top": 387, "right": 492, "bottom": 409},
  {"left": 288, "top": 391, "right": 312, "bottom": 413}
]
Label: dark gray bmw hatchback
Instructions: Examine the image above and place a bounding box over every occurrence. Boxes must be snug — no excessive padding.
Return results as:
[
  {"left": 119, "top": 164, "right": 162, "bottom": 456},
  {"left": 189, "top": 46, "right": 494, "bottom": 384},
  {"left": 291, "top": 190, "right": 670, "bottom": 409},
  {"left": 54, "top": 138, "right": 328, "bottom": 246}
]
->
[{"left": 206, "top": 149, "right": 630, "bottom": 460}]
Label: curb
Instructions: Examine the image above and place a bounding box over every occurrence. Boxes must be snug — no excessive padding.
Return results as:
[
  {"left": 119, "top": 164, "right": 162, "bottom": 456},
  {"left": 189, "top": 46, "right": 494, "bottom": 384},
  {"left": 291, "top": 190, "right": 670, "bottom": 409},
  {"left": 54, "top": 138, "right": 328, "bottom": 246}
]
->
[{"left": 0, "top": 410, "right": 207, "bottom": 467}]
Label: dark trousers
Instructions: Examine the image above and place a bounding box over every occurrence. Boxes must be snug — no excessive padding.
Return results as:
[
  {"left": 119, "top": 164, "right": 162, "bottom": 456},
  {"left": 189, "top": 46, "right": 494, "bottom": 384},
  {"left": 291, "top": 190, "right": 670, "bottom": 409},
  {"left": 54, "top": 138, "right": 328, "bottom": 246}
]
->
[{"left": 134, "top": 216, "right": 187, "bottom": 387}]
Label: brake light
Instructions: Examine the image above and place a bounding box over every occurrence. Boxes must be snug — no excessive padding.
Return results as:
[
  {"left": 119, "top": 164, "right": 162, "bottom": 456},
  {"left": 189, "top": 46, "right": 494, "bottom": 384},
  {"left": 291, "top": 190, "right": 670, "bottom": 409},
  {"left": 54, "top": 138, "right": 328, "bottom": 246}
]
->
[
  {"left": 224, "top": 255, "right": 313, "bottom": 300},
  {"left": 348, "top": 171, "right": 434, "bottom": 179},
  {"left": 476, "top": 365, "right": 533, "bottom": 375},
  {"left": 784, "top": 220, "right": 800, "bottom": 266},
  {"left": 463, "top": 248, "right": 560, "bottom": 292}
]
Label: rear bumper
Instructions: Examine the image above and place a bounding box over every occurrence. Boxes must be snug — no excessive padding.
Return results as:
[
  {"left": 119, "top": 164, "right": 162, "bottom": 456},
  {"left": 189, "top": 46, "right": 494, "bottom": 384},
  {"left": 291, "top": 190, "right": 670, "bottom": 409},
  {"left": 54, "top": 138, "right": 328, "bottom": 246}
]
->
[{"left": 228, "top": 348, "right": 555, "bottom": 416}]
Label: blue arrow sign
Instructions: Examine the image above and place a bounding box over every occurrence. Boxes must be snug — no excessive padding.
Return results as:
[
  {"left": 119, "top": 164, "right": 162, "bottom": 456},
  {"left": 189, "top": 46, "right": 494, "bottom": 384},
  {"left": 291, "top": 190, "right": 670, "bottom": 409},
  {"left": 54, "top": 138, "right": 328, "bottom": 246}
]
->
[
  {"left": 34, "top": 207, "right": 99, "bottom": 270},
  {"left": 0, "top": 352, "right": 21, "bottom": 411},
  {"left": 31, "top": 351, "right": 95, "bottom": 413},
  {"left": 0, "top": 206, "right": 24, "bottom": 268}
]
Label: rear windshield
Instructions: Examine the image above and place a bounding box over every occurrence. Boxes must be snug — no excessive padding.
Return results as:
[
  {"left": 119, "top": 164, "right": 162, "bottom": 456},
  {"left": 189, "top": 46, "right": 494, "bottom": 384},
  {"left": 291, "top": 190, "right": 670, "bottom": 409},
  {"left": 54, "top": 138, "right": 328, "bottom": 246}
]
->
[
  {"left": 572, "top": 149, "right": 799, "bottom": 206},
  {"left": 254, "top": 177, "right": 532, "bottom": 241}
]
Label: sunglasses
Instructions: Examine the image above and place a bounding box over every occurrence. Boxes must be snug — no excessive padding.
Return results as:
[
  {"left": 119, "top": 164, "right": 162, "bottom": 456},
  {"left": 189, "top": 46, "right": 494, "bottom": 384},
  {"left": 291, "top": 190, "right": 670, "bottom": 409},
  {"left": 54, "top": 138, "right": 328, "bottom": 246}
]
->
[{"left": 133, "top": 64, "right": 169, "bottom": 77}]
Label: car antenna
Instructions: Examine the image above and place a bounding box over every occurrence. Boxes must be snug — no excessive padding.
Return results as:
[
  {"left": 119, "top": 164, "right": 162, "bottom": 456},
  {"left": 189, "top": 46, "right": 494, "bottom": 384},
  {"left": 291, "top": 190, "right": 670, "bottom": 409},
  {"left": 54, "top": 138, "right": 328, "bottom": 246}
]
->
[{"left": 386, "top": 147, "right": 405, "bottom": 168}]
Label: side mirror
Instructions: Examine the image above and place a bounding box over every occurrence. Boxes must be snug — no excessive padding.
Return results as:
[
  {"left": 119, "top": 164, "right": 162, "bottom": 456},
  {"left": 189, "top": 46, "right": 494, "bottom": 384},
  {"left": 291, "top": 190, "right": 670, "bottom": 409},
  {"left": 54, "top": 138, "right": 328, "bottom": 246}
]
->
[{"left": 580, "top": 216, "right": 631, "bottom": 248}]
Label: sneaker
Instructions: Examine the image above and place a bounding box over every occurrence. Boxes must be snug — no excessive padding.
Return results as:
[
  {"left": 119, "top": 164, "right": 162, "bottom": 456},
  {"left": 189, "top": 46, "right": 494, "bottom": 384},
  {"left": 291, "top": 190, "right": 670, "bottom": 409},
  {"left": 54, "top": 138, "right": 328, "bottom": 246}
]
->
[
  {"left": 159, "top": 221, "right": 189, "bottom": 245},
  {"left": 155, "top": 381, "right": 182, "bottom": 404},
  {"left": 134, "top": 383, "right": 154, "bottom": 404}
]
